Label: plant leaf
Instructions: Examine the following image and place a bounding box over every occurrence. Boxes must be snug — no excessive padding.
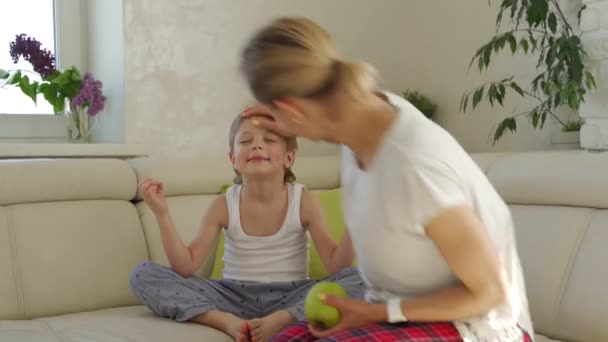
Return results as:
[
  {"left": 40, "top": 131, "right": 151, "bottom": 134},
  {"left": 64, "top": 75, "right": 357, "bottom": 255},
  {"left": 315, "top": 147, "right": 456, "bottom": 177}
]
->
[
  {"left": 494, "top": 117, "right": 517, "bottom": 143},
  {"left": 568, "top": 92, "right": 578, "bottom": 110},
  {"left": 473, "top": 86, "right": 485, "bottom": 108},
  {"left": 18, "top": 75, "right": 39, "bottom": 104},
  {"left": 520, "top": 38, "right": 529, "bottom": 54},
  {"left": 0, "top": 69, "right": 8, "bottom": 80},
  {"left": 8, "top": 70, "right": 22, "bottom": 85},
  {"left": 540, "top": 111, "right": 548, "bottom": 128},
  {"left": 508, "top": 34, "right": 517, "bottom": 53},
  {"left": 510, "top": 82, "right": 525, "bottom": 97},
  {"left": 483, "top": 46, "right": 492, "bottom": 69},
  {"left": 51, "top": 71, "right": 71, "bottom": 86},
  {"left": 548, "top": 13, "right": 557, "bottom": 34},
  {"left": 531, "top": 110, "right": 540, "bottom": 128}
]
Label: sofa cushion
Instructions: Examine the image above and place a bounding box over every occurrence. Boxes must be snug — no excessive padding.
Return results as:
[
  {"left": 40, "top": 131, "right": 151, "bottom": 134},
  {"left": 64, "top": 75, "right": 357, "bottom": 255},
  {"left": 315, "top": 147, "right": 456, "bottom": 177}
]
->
[
  {"left": 9, "top": 200, "right": 148, "bottom": 319},
  {"left": 0, "top": 320, "right": 62, "bottom": 342},
  {"left": 484, "top": 151, "right": 608, "bottom": 208},
  {"left": 137, "top": 195, "right": 219, "bottom": 279},
  {"left": 130, "top": 157, "right": 234, "bottom": 200},
  {"left": 38, "top": 306, "right": 232, "bottom": 341},
  {"left": 510, "top": 205, "right": 595, "bottom": 336},
  {"left": 292, "top": 156, "right": 341, "bottom": 190},
  {"left": 474, "top": 150, "right": 608, "bottom": 342},
  {"left": 0, "top": 159, "right": 136, "bottom": 205},
  {"left": 535, "top": 334, "right": 565, "bottom": 342},
  {"left": 0, "top": 207, "right": 20, "bottom": 320}
]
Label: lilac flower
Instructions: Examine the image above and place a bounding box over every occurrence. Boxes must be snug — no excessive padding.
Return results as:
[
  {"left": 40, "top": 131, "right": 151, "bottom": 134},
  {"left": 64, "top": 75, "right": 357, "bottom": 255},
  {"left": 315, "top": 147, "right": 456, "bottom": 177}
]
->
[
  {"left": 9, "top": 34, "right": 56, "bottom": 78},
  {"left": 72, "top": 73, "right": 107, "bottom": 116}
]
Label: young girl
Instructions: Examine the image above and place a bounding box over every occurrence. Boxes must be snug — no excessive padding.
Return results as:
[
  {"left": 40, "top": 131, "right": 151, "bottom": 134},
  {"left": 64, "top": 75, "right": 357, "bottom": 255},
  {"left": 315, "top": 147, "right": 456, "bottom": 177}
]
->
[
  {"left": 239, "top": 17, "right": 533, "bottom": 342},
  {"left": 129, "top": 113, "right": 364, "bottom": 342}
]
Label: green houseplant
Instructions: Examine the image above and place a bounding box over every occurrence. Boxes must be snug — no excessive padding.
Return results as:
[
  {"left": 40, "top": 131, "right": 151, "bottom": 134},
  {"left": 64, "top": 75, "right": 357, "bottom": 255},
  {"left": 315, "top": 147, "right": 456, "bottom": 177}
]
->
[
  {"left": 0, "top": 34, "right": 106, "bottom": 143},
  {"left": 460, "top": 0, "right": 596, "bottom": 144},
  {"left": 402, "top": 90, "right": 437, "bottom": 119}
]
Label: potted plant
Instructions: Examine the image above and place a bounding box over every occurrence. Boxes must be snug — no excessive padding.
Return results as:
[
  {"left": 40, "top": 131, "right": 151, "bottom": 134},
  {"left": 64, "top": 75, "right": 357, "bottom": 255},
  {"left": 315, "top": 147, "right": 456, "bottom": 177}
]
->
[
  {"left": 402, "top": 89, "right": 437, "bottom": 120},
  {"left": 0, "top": 34, "right": 106, "bottom": 143},
  {"left": 550, "top": 117, "right": 584, "bottom": 149},
  {"left": 460, "top": 0, "right": 596, "bottom": 146}
]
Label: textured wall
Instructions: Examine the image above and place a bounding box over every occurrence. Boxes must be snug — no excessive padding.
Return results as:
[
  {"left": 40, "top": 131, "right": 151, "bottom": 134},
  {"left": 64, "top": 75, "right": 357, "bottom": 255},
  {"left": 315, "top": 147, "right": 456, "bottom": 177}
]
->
[
  {"left": 123, "top": 0, "right": 418, "bottom": 158},
  {"left": 123, "top": 0, "right": 581, "bottom": 157}
]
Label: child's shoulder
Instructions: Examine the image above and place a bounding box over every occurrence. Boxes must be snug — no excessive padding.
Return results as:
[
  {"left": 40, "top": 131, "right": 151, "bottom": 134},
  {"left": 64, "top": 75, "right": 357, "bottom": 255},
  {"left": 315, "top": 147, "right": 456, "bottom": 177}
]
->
[
  {"left": 297, "top": 185, "right": 322, "bottom": 215},
  {"left": 198, "top": 193, "right": 229, "bottom": 228}
]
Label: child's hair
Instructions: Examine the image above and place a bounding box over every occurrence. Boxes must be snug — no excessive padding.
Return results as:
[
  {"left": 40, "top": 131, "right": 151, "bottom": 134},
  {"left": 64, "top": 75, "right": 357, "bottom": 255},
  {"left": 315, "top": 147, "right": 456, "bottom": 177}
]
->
[
  {"left": 240, "top": 17, "right": 377, "bottom": 104},
  {"left": 229, "top": 114, "right": 298, "bottom": 184}
]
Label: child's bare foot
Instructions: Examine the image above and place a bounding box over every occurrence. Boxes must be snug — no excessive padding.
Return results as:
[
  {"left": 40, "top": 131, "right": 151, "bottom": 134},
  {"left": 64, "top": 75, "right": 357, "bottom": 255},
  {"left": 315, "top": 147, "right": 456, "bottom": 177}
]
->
[
  {"left": 225, "top": 316, "right": 250, "bottom": 342},
  {"left": 235, "top": 320, "right": 251, "bottom": 342},
  {"left": 191, "top": 310, "right": 250, "bottom": 341},
  {"left": 248, "top": 310, "right": 295, "bottom": 342}
]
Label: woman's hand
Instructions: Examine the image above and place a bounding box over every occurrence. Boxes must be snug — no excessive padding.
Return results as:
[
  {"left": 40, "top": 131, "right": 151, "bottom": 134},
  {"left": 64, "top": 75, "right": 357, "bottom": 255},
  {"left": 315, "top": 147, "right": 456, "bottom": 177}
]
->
[
  {"left": 138, "top": 178, "right": 169, "bottom": 217},
  {"left": 241, "top": 103, "right": 295, "bottom": 137},
  {"left": 308, "top": 295, "right": 383, "bottom": 338},
  {"left": 241, "top": 100, "right": 326, "bottom": 141}
]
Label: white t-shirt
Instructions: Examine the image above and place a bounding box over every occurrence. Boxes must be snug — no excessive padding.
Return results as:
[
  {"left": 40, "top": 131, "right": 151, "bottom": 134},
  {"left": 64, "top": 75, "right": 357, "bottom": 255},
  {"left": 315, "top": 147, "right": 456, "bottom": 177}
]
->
[{"left": 340, "top": 92, "right": 533, "bottom": 341}]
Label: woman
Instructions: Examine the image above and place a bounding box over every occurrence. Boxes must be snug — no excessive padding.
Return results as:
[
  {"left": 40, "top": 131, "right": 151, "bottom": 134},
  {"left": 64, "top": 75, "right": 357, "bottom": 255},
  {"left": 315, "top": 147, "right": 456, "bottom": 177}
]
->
[{"left": 239, "top": 17, "right": 533, "bottom": 342}]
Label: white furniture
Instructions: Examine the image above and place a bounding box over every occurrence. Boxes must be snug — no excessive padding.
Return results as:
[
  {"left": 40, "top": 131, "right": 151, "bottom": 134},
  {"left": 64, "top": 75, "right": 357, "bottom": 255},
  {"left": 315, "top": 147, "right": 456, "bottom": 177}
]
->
[{"left": 0, "top": 150, "right": 606, "bottom": 341}]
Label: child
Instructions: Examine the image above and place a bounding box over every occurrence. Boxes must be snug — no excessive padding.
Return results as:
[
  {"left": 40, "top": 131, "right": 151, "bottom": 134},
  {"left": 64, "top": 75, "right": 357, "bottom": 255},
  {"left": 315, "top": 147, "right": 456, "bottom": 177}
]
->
[{"left": 129, "top": 112, "right": 365, "bottom": 342}]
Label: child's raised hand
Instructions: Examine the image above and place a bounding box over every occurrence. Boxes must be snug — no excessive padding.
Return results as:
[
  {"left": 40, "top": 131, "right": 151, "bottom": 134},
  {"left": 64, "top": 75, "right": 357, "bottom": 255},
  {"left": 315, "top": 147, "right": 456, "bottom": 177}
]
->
[{"left": 138, "top": 178, "right": 169, "bottom": 216}]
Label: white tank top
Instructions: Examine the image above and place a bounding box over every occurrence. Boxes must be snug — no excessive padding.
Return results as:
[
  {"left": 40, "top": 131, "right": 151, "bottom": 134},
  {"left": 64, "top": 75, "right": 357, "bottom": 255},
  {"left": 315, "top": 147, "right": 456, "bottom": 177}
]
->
[{"left": 222, "top": 183, "right": 310, "bottom": 283}]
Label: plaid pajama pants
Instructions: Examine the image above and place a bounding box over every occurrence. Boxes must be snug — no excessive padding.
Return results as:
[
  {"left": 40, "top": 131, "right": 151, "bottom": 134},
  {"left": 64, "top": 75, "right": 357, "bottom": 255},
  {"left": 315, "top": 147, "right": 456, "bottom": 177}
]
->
[{"left": 271, "top": 320, "right": 534, "bottom": 342}]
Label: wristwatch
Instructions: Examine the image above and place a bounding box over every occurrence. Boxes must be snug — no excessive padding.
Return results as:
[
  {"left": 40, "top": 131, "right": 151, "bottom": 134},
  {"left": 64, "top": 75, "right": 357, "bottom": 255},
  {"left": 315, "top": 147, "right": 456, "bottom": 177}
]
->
[{"left": 386, "top": 298, "right": 408, "bottom": 323}]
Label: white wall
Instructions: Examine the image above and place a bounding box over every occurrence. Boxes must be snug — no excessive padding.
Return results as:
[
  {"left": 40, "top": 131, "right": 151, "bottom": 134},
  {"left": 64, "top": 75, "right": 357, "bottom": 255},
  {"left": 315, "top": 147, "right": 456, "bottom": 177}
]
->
[
  {"left": 121, "top": 0, "right": 582, "bottom": 156},
  {"left": 396, "top": 0, "right": 586, "bottom": 152},
  {"left": 122, "top": 0, "right": 428, "bottom": 158}
]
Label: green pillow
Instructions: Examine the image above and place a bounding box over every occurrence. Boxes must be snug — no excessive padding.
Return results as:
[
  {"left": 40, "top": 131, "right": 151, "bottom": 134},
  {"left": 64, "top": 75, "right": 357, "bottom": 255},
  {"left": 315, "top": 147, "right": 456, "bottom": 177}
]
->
[
  {"left": 210, "top": 232, "right": 225, "bottom": 280},
  {"left": 209, "top": 188, "right": 353, "bottom": 280}
]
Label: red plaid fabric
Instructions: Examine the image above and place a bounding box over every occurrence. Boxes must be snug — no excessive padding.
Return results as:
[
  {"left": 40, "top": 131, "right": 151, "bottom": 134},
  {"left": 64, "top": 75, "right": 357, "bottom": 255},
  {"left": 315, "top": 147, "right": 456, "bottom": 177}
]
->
[
  {"left": 271, "top": 320, "right": 463, "bottom": 342},
  {"left": 271, "top": 321, "right": 535, "bottom": 342}
]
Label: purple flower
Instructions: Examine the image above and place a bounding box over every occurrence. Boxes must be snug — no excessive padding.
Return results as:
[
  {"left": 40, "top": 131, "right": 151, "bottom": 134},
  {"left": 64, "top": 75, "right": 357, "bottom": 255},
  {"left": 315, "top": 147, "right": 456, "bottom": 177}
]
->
[
  {"left": 72, "top": 73, "right": 107, "bottom": 116},
  {"left": 9, "top": 34, "right": 56, "bottom": 78}
]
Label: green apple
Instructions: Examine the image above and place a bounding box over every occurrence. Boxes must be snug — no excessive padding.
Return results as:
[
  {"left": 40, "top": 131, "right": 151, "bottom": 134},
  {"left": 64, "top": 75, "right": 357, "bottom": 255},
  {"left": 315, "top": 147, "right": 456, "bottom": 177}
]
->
[{"left": 304, "top": 281, "right": 348, "bottom": 330}]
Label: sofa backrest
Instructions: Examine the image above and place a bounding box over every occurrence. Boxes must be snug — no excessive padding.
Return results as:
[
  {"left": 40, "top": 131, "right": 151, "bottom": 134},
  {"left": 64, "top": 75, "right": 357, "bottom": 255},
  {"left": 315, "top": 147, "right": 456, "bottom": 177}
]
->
[
  {"left": 0, "top": 159, "right": 148, "bottom": 320},
  {"left": 471, "top": 151, "right": 608, "bottom": 342},
  {"left": 1, "top": 149, "right": 606, "bottom": 342}
]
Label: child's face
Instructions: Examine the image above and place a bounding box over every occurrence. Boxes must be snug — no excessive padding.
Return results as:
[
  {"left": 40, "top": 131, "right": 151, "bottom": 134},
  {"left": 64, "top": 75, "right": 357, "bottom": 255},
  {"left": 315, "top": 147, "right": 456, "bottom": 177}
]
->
[{"left": 230, "top": 118, "right": 295, "bottom": 181}]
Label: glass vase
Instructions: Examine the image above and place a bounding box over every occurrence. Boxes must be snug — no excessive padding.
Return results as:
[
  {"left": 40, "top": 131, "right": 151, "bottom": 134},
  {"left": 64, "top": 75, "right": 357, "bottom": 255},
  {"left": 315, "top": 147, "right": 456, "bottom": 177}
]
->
[{"left": 64, "top": 99, "right": 96, "bottom": 143}]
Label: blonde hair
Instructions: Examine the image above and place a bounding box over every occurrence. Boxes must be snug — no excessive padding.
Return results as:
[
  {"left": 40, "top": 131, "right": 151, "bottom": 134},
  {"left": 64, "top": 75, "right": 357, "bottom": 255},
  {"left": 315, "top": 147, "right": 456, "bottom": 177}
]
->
[
  {"left": 228, "top": 114, "right": 297, "bottom": 184},
  {"left": 240, "top": 17, "right": 377, "bottom": 103}
]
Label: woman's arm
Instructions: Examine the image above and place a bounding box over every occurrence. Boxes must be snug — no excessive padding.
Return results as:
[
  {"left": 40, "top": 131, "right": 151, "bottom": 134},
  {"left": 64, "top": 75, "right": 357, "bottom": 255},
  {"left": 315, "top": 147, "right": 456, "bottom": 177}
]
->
[{"left": 367, "top": 204, "right": 508, "bottom": 322}]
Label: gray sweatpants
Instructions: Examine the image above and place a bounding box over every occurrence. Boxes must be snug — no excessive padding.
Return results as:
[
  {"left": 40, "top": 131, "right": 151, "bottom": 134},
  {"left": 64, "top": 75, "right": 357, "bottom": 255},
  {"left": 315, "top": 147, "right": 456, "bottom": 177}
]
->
[{"left": 129, "top": 261, "right": 366, "bottom": 322}]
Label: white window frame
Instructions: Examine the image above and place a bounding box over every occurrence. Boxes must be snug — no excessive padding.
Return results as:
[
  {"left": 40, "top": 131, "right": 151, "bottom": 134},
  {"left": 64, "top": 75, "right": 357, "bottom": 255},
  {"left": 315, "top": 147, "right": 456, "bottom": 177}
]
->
[{"left": 0, "top": 0, "right": 87, "bottom": 143}]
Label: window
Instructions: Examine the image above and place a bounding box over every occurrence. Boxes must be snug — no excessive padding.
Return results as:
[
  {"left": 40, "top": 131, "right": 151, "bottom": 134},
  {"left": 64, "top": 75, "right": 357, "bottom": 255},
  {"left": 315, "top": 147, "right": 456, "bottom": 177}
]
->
[
  {"left": 0, "top": 0, "right": 86, "bottom": 142},
  {"left": 0, "top": 0, "right": 56, "bottom": 115}
]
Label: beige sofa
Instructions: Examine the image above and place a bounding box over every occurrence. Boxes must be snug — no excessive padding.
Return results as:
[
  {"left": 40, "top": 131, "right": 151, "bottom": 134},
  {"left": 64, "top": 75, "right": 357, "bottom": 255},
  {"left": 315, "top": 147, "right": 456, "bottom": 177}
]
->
[{"left": 0, "top": 150, "right": 606, "bottom": 342}]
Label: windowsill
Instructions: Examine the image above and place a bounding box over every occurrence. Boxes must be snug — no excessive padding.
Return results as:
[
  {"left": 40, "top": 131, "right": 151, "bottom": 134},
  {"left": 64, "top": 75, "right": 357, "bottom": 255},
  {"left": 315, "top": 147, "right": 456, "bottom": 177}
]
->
[{"left": 0, "top": 143, "right": 148, "bottom": 159}]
